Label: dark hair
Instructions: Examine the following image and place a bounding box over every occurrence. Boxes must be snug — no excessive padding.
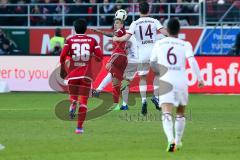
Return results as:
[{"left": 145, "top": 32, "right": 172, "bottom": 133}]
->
[
  {"left": 55, "top": 28, "right": 61, "bottom": 37},
  {"left": 167, "top": 18, "right": 180, "bottom": 35},
  {"left": 73, "top": 19, "right": 87, "bottom": 34},
  {"left": 139, "top": 1, "right": 149, "bottom": 14}
]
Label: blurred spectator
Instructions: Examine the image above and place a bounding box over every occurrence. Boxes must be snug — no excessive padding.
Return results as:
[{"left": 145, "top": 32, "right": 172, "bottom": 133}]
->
[
  {"left": 163, "top": 17, "right": 189, "bottom": 26},
  {"left": 151, "top": 0, "right": 168, "bottom": 24},
  {"left": 0, "top": 39, "right": 13, "bottom": 54},
  {"left": 13, "top": 0, "right": 28, "bottom": 26},
  {"left": 52, "top": 1, "right": 63, "bottom": 25},
  {"left": 0, "top": 29, "right": 8, "bottom": 44},
  {"left": 65, "top": 0, "right": 88, "bottom": 26},
  {"left": 113, "top": 0, "right": 127, "bottom": 12},
  {"left": 41, "top": 0, "right": 56, "bottom": 25},
  {"left": 99, "top": 0, "right": 115, "bottom": 26},
  {"left": 30, "top": 5, "right": 44, "bottom": 25},
  {"left": 0, "top": 0, "right": 13, "bottom": 26},
  {"left": 0, "top": 28, "right": 22, "bottom": 54},
  {"left": 49, "top": 28, "right": 64, "bottom": 55},
  {"left": 0, "top": 38, "right": 21, "bottom": 55},
  {"left": 86, "top": 0, "right": 97, "bottom": 26}
]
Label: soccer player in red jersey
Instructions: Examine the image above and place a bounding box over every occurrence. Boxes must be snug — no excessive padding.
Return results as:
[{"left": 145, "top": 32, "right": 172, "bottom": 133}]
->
[
  {"left": 60, "top": 19, "right": 103, "bottom": 134},
  {"left": 92, "top": 18, "right": 128, "bottom": 110}
]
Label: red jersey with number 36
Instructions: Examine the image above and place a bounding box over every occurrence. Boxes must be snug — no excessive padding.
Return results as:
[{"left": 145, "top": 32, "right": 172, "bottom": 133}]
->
[
  {"left": 60, "top": 34, "right": 103, "bottom": 81},
  {"left": 112, "top": 27, "right": 127, "bottom": 55}
]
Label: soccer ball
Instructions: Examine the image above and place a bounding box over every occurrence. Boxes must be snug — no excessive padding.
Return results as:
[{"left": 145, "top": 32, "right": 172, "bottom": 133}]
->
[{"left": 115, "top": 9, "right": 128, "bottom": 21}]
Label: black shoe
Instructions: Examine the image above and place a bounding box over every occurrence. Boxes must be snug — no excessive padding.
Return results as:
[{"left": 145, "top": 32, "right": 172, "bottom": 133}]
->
[
  {"left": 141, "top": 101, "right": 147, "bottom": 116},
  {"left": 151, "top": 96, "right": 161, "bottom": 110},
  {"left": 166, "top": 143, "right": 176, "bottom": 152},
  {"left": 69, "top": 102, "right": 77, "bottom": 119},
  {"left": 92, "top": 89, "right": 100, "bottom": 97}
]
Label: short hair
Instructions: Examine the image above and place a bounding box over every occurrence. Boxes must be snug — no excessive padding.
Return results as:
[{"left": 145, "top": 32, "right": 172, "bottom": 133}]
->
[
  {"left": 55, "top": 28, "right": 61, "bottom": 37},
  {"left": 114, "top": 18, "right": 124, "bottom": 24},
  {"left": 139, "top": 1, "right": 149, "bottom": 15},
  {"left": 167, "top": 18, "right": 180, "bottom": 35},
  {"left": 73, "top": 19, "right": 87, "bottom": 34}
]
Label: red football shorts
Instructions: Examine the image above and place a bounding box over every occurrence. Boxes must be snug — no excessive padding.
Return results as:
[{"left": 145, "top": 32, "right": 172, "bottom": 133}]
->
[{"left": 108, "top": 54, "right": 128, "bottom": 81}]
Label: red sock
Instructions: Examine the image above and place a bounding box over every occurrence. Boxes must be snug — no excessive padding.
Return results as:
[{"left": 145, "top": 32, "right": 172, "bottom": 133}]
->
[
  {"left": 77, "top": 96, "right": 88, "bottom": 129},
  {"left": 112, "top": 84, "right": 120, "bottom": 103}
]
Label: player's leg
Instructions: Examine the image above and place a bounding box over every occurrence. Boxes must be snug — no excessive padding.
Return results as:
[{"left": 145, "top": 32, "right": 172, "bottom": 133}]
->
[
  {"left": 139, "top": 75, "right": 148, "bottom": 115},
  {"left": 112, "top": 77, "right": 121, "bottom": 110},
  {"left": 75, "top": 78, "right": 92, "bottom": 134},
  {"left": 175, "top": 105, "right": 185, "bottom": 150},
  {"left": 174, "top": 90, "right": 188, "bottom": 149},
  {"left": 120, "top": 60, "right": 138, "bottom": 110},
  {"left": 76, "top": 95, "right": 89, "bottom": 134},
  {"left": 68, "top": 80, "right": 79, "bottom": 119},
  {"left": 121, "top": 85, "right": 129, "bottom": 110},
  {"left": 93, "top": 73, "right": 112, "bottom": 97},
  {"left": 151, "top": 73, "right": 160, "bottom": 110},
  {"left": 161, "top": 103, "right": 175, "bottom": 152},
  {"left": 69, "top": 95, "right": 78, "bottom": 119},
  {"left": 138, "top": 62, "right": 150, "bottom": 115}
]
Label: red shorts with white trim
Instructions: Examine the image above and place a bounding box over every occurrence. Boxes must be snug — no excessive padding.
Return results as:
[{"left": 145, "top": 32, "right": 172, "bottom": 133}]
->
[
  {"left": 109, "top": 53, "right": 128, "bottom": 81},
  {"left": 66, "top": 66, "right": 92, "bottom": 97}
]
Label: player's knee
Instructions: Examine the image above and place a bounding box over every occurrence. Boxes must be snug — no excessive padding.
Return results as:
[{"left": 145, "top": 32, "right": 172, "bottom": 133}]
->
[
  {"left": 176, "top": 105, "right": 185, "bottom": 115},
  {"left": 162, "top": 113, "right": 173, "bottom": 121},
  {"left": 140, "top": 75, "right": 147, "bottom": 80}
]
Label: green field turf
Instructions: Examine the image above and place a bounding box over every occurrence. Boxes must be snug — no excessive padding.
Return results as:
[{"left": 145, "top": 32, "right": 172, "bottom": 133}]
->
[{"left": 0, "top": 92, "right": 240, "bottom": 160}]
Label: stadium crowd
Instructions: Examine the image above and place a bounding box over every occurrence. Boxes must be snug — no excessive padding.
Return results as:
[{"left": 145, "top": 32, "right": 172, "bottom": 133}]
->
[{"left": 0, "top": 0, "right": 202, "bottom": 26}]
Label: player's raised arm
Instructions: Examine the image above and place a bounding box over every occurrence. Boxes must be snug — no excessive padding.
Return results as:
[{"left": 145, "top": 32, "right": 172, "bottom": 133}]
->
[
  {"left": 159, "top": 28, "right": 169, "bottom": 37},
  {"left": 155, "top": 19, "right": 169, "bottom": 37},
  {"left": 93, "top": 39, "right": 103, "bottom": 61},
  {"left": 113, "top": 20, "right": 135, "bottom": 42},
  {"left": 186, "top": 42, "right": 204, "bottom": 88},
  {"left": 91, "top": 28, "right": 114, "bottom": 37}
]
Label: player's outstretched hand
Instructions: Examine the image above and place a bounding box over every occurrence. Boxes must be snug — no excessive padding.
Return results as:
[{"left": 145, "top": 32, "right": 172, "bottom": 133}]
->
[{"left": 198, "top": 80, "right": 204, "bottom": 88}]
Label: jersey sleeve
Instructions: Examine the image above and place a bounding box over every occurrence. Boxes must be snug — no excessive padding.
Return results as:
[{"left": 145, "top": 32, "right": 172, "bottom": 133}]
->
[
  {"left": 155, "top": 19, "right": 163, "bottom": 30},
  {"left": 93, "top": 39, "right": 103, "bottom": 61},
  {"left": 127, "top": 21, "right": 136, "bottom": 35},
  {"left": 185, "top": 42, "right": 194, "bottom": 58},
  {"left": 115, "top": 28, "right": 126, "bottom": 37},
  {"left": 60, "top": 39, "right": 70, "bottom": 64}
]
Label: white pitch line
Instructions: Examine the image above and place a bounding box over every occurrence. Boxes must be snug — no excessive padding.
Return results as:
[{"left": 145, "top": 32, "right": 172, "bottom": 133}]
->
[{"left": 0, "top": 108, "right": 52, "bottom": 111}]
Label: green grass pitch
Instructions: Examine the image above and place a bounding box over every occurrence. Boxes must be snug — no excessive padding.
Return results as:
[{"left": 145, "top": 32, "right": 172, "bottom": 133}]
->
[{"left": 0, "top": 92, "right": 240, "bottom": 160}]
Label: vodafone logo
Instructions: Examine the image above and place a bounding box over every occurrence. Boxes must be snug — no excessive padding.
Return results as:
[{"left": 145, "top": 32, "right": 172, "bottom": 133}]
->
[{"left": 187, "top": 62, "right": 240, "bottom": 87}]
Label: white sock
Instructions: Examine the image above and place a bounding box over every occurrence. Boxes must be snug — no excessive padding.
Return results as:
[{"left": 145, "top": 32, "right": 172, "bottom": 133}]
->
[
  {"left": 153, "top": 75, "right": 159, "bottom": 98},
  {"left": 139, "top": 79, "right": 147, "bottom": 103},
  {"left": 175, "top": 115, "right": 186, "bottom": 145},
  {"left": 162, "top": 113, "right": 174, "bottom": 143},
  {"left": 122, "top": 86, "right": 129, "bottom": 106},
  {"left": 96, "top": 73, "right": 112, "bottom": 91}
]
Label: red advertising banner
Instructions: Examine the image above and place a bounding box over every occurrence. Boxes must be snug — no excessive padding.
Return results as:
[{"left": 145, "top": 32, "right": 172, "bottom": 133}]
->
[
  {"left": 188, "top": 56, "right": 240, "bottom": 93},
  {"left": 92, "top": 56, "right": 240, "bottom": 94},
  {"left": 29, "top": 28, "right": 203, "bottom": 55}
]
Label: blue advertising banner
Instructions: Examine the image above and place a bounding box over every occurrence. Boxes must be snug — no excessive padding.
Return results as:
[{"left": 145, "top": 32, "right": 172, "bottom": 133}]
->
[{"left": 197, "top": 28, "right": 239, "bottom": 55}]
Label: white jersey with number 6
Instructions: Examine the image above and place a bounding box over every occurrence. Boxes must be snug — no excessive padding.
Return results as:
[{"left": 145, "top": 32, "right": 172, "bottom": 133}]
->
[
  {"left": 127, "top": 17, "right": 163, "bottom": 63},
  {"left": 150, "top": 37, "right": 196, "bottom": 106}
]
